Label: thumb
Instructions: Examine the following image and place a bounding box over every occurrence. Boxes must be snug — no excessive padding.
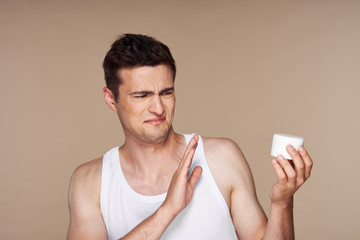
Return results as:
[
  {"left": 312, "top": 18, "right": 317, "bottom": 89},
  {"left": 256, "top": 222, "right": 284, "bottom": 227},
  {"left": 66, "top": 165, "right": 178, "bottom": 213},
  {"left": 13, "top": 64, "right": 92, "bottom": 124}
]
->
[
  {"left": 185, "top": 166, "right": 202, "bottom": 206},
  {"left": 188, "top": 166, "right": 203, "bottom": 188}
]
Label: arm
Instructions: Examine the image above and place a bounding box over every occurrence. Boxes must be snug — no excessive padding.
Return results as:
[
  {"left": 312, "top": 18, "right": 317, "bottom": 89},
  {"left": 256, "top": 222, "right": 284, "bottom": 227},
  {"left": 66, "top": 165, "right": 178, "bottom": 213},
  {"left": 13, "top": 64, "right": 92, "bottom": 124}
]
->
[
  {"left": 67, "top": 158, "right": 108, "bottom": 240},
  {"left": 205, "top": 138, "right": 312, "bottom": 240},
  {"left": 209, "top": 139, "right": 267, "bottom": 239},
  {"left": 67, "top": 135, "right": 202, "bottom": 240},
  {"left": 263, "top": 145, "right": 313, "bottom": 240}
]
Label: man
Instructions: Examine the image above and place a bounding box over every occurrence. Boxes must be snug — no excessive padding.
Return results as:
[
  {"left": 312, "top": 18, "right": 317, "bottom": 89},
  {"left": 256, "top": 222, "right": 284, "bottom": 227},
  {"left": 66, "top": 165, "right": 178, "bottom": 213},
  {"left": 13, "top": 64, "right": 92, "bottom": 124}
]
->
[{"left": 67, "top": 34, "right": 313, "bottom": 240}]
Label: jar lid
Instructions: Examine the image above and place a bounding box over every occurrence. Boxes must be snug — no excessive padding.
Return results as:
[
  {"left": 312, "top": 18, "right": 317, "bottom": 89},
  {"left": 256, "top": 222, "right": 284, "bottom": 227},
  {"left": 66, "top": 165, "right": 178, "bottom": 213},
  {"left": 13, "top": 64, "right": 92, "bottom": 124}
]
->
[{"left": 271, "top": 133, "right": 304, "bottom": 160}]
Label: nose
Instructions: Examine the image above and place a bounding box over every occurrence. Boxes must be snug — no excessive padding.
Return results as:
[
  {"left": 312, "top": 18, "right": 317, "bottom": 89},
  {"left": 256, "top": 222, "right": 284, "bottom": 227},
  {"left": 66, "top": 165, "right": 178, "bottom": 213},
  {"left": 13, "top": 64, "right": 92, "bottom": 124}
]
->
[{"left": 148, "top": 94, "right": 165, "bottom": 115}]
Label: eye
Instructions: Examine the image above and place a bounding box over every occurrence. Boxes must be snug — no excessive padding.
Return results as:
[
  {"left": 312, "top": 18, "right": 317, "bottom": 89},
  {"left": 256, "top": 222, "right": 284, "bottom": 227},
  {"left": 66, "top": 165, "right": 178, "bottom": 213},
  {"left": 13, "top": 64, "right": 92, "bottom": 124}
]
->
[
  {"left": 134, "top": 94, "right": 148, "bottom": 98},
  {"left": 161, "top": 91, "right": 173, "bottom": 96}
]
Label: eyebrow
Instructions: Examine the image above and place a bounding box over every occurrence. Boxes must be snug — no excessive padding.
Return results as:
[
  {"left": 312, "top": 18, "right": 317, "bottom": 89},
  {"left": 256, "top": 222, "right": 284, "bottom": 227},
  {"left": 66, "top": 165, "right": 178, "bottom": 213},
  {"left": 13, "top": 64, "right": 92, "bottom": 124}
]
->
[
  {"left": 130, "top": 87, "right": 174, "bottom": 96},
  {"left": 129, "top": 90, "right": 153, "bottom": 96},
  {"left": 159, "top": 87, "right": 174, "bottom": 95}
]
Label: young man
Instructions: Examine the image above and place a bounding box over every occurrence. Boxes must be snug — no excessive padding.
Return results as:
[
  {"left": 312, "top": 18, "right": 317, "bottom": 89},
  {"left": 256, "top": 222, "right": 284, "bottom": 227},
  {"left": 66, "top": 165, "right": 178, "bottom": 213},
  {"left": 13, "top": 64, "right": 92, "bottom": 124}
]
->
[{"left": 67, "top": 34, "right": 313, "bottom": 240}]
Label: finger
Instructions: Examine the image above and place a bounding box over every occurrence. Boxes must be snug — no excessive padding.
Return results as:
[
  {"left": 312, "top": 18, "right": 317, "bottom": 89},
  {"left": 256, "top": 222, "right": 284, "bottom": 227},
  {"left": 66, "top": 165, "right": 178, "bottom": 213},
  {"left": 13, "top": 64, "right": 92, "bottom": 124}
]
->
[
  {"left": 185, "top": 166, "right": 203, "bottom": 205},
  {"left": 188, "top": 166, "right": 203, "bottom": 188},
  {"left": 179, "top": 135, "right": 198, "bottom": 170},
  {"left": 298, "top": 146, "right": 313, "bottom": 179},
  {"left": 286, "top": 145, "right": 305, "bottom": 182},
  {"left": 178, "top": 148, "right": 197, "bottom": 178},
  {"left": 272, "top": 159, "right": 287, "bottom": 183},
  {"left": 182, "top": 135, "right": 199, "bottom": 159},
  {"left": 184, "top": 148, "right": 197, "bottom": 169},
  {"left": 277, "top": 155, "right": 296, "bottom": 185}
]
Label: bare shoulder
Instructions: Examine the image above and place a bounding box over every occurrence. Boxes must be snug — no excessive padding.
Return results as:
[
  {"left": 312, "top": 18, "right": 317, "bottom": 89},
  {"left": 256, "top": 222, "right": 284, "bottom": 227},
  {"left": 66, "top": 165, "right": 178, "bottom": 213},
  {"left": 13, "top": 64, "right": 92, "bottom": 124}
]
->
[
  {"left": 67, "top": 157, "right": 107, "bottom": 239},
  {"left": 202, "top": 136, "right": 255, "bottom": 206},
  {"left": 71, "top": 157, "right": 103, "bottom": 184},
  {"left": 202, "top": 136, "right": 248, "bottom": 171},
  {"left": 68, "top": 157, "right": 103, "bottom": 211},
  {"left": 202, "top": 137, "right": 243, "bottom": 156},
  {"left": 69, "top": 157, "right": 102, "bottom": 213},
  {"left": 202, "top": 136, "right": 266, "bottom": 239}
]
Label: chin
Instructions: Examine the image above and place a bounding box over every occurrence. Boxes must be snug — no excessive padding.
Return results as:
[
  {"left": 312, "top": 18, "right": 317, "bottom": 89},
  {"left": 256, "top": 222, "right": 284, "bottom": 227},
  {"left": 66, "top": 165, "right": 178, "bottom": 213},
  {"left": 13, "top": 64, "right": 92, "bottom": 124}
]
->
[{"left": 142, "top": 128, "right": 171, "bottom": 144}]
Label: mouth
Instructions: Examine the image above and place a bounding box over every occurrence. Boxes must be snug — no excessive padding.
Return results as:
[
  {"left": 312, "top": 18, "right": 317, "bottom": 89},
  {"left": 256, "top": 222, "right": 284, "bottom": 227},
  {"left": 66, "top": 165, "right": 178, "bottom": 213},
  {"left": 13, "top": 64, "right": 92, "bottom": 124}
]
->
[{"left": 144, "top": 117, "right": 166, "bottom": 125}]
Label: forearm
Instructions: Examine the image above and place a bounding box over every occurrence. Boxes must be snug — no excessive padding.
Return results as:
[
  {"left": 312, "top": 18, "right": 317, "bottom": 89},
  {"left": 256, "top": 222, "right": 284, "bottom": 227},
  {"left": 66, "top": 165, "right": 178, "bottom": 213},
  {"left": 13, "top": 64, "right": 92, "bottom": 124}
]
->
[
  {"left": 263, "top": 198, "right": 294, "bottom": 240},
  {"left": 120, "top": 205, "right": 175, "bottom": 240}
]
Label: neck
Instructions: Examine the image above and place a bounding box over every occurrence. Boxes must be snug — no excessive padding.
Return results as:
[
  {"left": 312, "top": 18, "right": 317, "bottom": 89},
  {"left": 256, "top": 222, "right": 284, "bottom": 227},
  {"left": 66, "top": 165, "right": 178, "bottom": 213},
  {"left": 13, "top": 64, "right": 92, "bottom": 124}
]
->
[{"left": 119, "top": 129, "right": 186, "bottom": 175}]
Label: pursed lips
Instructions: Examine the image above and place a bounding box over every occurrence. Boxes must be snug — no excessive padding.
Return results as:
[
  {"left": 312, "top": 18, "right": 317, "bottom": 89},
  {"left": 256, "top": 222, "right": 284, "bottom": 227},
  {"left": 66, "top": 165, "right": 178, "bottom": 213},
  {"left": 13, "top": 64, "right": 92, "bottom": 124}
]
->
[{"left": 144, "top": 117, "right": 166, "bottom": 125}]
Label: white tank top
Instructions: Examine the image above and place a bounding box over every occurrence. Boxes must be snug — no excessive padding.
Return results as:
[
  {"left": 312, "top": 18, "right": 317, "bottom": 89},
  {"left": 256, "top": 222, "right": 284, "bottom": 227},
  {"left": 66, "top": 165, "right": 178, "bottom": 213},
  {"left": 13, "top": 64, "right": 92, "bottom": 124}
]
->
[{"left": 100, "top": 134, "right": 238, "bottom": 240}]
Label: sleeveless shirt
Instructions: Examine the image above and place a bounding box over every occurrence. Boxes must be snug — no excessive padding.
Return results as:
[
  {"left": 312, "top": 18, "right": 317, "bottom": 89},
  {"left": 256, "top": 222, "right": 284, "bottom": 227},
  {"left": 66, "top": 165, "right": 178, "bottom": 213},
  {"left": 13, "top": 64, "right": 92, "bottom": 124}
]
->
[{"left": 100, "top": 134, "right": 238, "bottom": 240}]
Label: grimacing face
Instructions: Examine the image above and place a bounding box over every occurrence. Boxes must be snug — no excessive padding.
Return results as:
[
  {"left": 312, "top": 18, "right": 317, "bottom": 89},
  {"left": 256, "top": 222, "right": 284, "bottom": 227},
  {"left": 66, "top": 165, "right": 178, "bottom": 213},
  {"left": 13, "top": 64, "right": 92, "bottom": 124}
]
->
[{"left": 114, "top": 64, "right": 175, "bottom": 144}]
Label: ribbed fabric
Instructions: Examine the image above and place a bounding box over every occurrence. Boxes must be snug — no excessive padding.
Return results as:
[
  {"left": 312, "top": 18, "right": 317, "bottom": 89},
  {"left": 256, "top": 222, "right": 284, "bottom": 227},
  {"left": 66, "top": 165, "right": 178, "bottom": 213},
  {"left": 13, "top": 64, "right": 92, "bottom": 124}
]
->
[{"left": 100, "top": 134, "right": 238, "bottom": 240}]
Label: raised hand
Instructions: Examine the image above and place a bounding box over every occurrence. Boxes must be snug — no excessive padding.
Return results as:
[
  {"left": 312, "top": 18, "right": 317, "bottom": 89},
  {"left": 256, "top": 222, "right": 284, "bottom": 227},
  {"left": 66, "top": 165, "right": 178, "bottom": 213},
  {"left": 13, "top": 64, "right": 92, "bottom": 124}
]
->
[
  {"left": 162, "top": 135, "right": 203, "bottom": 218},
  {"left": 270, "top": 145, "right": 313, "bottom": 205}
]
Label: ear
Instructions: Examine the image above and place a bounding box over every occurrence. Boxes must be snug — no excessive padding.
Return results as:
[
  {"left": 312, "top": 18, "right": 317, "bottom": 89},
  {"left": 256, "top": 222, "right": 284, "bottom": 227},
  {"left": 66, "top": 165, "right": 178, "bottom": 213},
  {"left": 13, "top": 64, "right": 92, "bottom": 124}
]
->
[{"left": 103, "top": 87, "right": 117, "bottom": 111}]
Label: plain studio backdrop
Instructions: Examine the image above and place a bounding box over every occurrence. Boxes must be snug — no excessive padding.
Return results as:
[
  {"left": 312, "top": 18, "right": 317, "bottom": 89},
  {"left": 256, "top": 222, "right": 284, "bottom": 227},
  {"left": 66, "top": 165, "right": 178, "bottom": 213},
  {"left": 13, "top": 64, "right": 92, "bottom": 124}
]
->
[{"left": 1, "top": 0, "right": 359, "bottom": 239}]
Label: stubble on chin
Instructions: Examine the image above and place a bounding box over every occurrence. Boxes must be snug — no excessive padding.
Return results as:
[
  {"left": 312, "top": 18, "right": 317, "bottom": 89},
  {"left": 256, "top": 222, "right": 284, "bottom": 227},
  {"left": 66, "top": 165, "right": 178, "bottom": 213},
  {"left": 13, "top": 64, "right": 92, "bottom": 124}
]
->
[
  {"left": 143, "top": 131, "right": 169, "bottom": 144},
  {"left": 140, "top": 125, "right": 172, "bottom": 144}
]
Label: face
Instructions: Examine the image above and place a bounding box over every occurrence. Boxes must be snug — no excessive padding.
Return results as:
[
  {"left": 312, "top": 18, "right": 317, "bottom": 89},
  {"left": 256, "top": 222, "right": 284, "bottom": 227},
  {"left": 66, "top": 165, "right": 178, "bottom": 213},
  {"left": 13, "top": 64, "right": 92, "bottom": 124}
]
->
[{"left": 106, "top": 64, "right": 175, "bottom": 144}]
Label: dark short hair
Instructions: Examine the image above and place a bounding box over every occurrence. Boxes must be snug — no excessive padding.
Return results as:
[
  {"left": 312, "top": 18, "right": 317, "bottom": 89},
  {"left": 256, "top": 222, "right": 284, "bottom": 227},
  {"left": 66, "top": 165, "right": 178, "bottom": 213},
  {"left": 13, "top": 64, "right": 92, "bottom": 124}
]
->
[{"left": 103, "top": 33, "right": 176, "bottom": 102}]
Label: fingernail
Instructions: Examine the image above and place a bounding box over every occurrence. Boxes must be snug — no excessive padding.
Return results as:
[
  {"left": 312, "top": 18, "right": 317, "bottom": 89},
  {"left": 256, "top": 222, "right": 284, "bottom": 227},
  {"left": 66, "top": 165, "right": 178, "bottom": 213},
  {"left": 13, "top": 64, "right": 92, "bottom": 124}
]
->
[
  {"left": 277, "top": 155, "right": 285, "bottom": 161},
  {"left": 298, "top": 146, "right": 305, "bottom": 153},
  {"left": 287, "top": 145, "right": 294, "bottom": 151}
]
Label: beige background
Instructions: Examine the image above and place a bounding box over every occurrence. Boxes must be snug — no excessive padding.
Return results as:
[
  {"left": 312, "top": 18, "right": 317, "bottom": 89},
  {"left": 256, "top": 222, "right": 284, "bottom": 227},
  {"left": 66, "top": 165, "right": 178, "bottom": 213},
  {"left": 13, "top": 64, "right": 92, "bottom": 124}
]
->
[{"left": 1, "top": 0, "right": 359, "bottom": 239}]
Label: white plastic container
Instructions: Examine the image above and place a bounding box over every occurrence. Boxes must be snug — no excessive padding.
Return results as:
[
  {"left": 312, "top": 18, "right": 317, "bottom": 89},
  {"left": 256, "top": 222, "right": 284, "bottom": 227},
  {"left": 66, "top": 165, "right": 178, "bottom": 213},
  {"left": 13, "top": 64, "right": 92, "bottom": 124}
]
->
[{"left": 271, "top": 133, "right": 304, "bottom": 160}]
